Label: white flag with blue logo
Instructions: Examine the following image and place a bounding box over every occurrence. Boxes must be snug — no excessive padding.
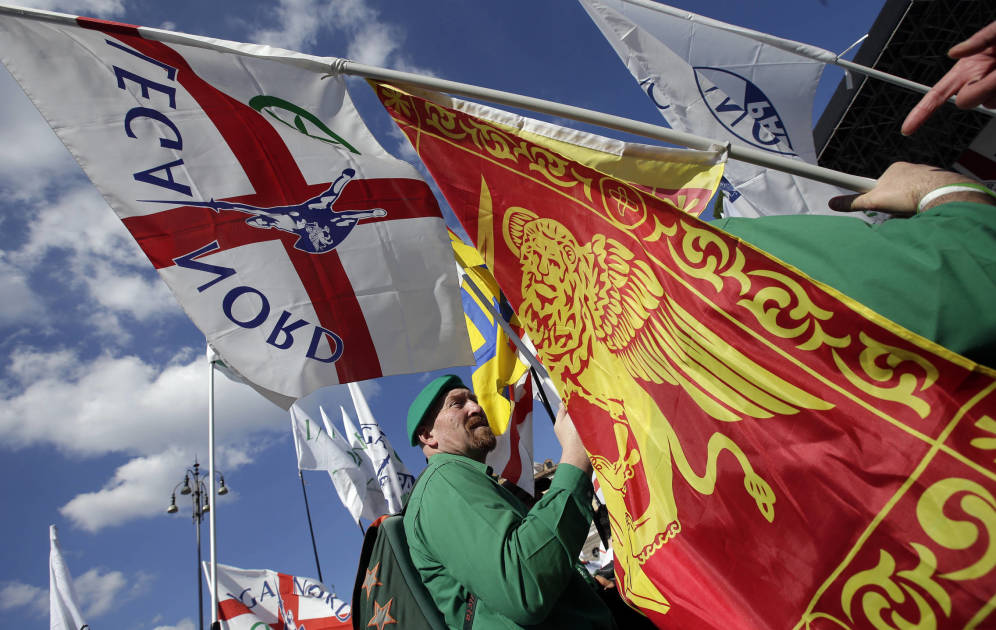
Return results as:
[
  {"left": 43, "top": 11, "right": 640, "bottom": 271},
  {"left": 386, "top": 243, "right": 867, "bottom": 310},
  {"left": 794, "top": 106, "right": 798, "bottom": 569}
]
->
[
  {"left": 345, "top": 383, "right": 415, "bottom": 513},
  {"left": 291, "top": 404, "right": 385, "bottom": 524},
  {"left": 579, "top": 0, "right": 847, "bottom": 218},
  {"left": 0, "top": 8, "right": 472, "bottom": 401}
]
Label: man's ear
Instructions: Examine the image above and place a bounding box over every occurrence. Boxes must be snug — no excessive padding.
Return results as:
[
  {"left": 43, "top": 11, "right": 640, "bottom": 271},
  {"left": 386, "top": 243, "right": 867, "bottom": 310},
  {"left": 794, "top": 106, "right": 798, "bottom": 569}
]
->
[{"left": 416, "top": 424, "right": 436, "bottom": 448}]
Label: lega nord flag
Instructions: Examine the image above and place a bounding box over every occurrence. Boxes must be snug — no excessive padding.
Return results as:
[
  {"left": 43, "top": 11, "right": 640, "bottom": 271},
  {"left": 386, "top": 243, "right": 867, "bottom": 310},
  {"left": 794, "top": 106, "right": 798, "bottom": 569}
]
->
[
  {"left": 50, "top": 525, "right": 87, "bottom": 630},
  {"left": 207, "top": 562, "right": 350, "bottom": 629},
  {"left": 376, "top": 83, "right": 996, "bottom": 628},
  {"left": 0, "top": 9, "right": 472, "bottom": 400},
  {"left": 320, "top": 405, "right": 390, "bottom": 523},
  {"left": 291, "top": 403, "right": 385, "bottom": 524},
  {"left": 579, "top": 0, "right": 849, "bottom": 218},
  {"left": 345, "top": 382, "right": 415, "bottom": 513}
]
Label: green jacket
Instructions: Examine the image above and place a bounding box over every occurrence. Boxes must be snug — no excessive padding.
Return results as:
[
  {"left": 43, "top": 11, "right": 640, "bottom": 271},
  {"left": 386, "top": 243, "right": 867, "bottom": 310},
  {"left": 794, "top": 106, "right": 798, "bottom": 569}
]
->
[
  {"left": 403, "top": 453, "right": 616, "bottom": 629},
  {"left": 716, "top": 201, "right": 996, "bottom": 368}
]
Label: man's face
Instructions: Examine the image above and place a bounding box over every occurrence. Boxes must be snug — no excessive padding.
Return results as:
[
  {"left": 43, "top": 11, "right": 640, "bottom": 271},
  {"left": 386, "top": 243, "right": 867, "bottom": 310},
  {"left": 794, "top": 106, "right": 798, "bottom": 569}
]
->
[{"left": 425, "top": 387, "right": 496, "bottom": 460}]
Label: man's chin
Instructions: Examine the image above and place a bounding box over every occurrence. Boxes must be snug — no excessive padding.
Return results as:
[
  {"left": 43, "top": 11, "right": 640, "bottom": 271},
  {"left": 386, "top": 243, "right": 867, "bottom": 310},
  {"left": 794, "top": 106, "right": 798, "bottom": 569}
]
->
[{"left": 470, "top": 429, "right": 497, "bottom": 453}]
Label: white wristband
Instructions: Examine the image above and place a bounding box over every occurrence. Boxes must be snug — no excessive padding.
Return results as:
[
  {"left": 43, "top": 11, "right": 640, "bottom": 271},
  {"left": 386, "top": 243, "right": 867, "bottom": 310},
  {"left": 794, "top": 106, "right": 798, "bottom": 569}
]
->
[{"left": 916, "top": 183, "right": 996, "bottom": 213}]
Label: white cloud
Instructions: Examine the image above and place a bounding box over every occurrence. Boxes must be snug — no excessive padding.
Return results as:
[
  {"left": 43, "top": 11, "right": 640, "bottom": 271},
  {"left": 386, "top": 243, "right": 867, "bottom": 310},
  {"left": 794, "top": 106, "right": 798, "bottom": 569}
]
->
[
  {"left": 0, "top": 345, "right": 285, "bottom": 530},
  {"left": 248, "top": 0, "right": 425, "bottom": 73},
  {"left": 345, "top": 21, "right": 400, "bottom": 67},
  {"left": 74, "top": 567, "right": 127, "bottom": 617},
  {"left": 0, "top": 254, "right": 45, "bottom": 326},
  {"left": 0, "top": 581, "right": 47, "bottom": 616},
  {"left": 0, "top": 348, "right": 282, "bottom": 457},
  {"left": 0, "top": 569, "right": 151, "bottom": 618},
  {"left": 153, "top": 619, "right": 196, "bottom": 630}
]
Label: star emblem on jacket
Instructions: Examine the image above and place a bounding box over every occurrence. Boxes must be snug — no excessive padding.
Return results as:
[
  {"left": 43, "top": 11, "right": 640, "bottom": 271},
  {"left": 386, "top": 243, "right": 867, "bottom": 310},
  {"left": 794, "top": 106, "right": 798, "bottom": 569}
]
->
[
  {"left": 367, "top": 598, "right": 397, "bottom": 630},
  {"left": 361, "top": 562, "right": 382, "bottom": 599}
]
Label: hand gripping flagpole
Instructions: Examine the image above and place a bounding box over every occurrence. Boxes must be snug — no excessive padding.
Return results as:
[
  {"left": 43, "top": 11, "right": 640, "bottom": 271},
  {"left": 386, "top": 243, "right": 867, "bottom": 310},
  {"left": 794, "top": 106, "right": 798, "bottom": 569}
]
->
[{"left": 0, "top": 3, "right": 876, "bottom": 193}]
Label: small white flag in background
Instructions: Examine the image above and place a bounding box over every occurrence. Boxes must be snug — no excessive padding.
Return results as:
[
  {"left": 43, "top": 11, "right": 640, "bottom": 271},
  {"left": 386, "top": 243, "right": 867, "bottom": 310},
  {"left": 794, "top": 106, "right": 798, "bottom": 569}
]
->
[
  {"left": 345, "top": 383, "right": 415, "bottom": 514},
  {"left": 323, "top": 406, "right": 390, "bottom": 521},
  {"left": 206, "top": 562, "right": 350, "bottom": 629},
  {"left": 579, "top": 0, "right": 847, "bottom": 218},
  {"left": 291, "top": 404, "right": 384, "bottom": 524},
  {"left": 49, "top": 525, "right": 87, "bottom": 630},
  {"left": 0, "top": 8, "right": 472, "bottom": 402}
]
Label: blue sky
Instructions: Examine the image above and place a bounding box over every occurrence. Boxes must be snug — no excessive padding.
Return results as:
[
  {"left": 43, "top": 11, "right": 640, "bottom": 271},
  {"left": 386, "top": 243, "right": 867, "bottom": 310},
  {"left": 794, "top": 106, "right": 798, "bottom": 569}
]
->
[{"left": 0, "top": 0, "right": 888, "bottom": 628}]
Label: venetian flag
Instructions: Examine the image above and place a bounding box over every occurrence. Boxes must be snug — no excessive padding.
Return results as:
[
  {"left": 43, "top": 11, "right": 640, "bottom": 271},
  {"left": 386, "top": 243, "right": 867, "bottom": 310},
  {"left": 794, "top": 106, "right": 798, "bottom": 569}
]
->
[
  {"left": 579, "top": 0, "right": 848, "bottom": 218},
  {"left": 376, "top": 82, "right": 996, "bottom": 628},
  {"left": 49, "top": 525, "right": 87, "bottom": 630},
  {"left": 0, "top": 7, "right": 472, "bottom": 401},
  {"left": 345, "top": 382, "right": 415, "bottom": 513},
  {"left": 207, "top": 562, "right": 351, "bottom": 629}
]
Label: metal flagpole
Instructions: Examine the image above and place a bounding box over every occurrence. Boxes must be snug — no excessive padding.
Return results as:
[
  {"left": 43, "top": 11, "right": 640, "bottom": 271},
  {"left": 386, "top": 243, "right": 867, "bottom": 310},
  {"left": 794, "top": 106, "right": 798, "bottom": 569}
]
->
[
  {"left": 298, "top": 471, "right": 325, "bottom": 582},
  {"left": 207, "top": 350, "right": 220, "bottom": 629},
  {"left": 614, "top": 0, "right": 996, "bottom": 117},
  {"left": 0, "top": 3, "right": 878, "bottom": 193}
]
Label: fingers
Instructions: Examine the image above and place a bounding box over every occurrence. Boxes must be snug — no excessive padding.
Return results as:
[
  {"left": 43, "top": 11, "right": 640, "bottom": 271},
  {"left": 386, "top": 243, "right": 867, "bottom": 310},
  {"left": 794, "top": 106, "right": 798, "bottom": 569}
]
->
[
  {"left": 949, "top": 21, "right": 996, "bottom": 59},
  {"left": 953, "top": 55, "right": 996, "bottom": 109},
  {"left": 901, "top": 68, "right": 965, "bottom": 135},
  {"left": 827, "top": 193, "right": 862, "bottom": 213}
]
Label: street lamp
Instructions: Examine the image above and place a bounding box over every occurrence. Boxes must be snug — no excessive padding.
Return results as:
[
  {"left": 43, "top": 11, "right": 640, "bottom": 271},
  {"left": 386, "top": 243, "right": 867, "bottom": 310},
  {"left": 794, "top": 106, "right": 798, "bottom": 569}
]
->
[{"left": 167, "top": 460, "right": 229, "bottom": 630}]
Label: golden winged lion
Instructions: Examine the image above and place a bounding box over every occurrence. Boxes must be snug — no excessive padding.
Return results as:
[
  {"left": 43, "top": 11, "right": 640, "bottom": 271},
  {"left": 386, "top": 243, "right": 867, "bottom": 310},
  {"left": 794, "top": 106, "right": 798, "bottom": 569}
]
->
[{"left": 502, "top": 206, "right": 831, "bottom": 614}]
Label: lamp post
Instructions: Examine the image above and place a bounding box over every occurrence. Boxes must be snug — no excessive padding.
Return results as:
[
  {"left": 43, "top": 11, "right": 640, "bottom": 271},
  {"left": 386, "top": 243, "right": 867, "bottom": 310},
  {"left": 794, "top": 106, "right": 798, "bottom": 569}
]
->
[{"left": 167, "top": 460, "right": 229, "bottom": 630}]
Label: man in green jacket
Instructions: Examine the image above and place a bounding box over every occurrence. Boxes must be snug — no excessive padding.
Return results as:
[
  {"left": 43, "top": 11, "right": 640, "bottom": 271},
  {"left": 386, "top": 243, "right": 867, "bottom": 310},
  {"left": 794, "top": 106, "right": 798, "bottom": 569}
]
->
[{"left": 404, "top": 374, "right": 617, "bottom": 629}]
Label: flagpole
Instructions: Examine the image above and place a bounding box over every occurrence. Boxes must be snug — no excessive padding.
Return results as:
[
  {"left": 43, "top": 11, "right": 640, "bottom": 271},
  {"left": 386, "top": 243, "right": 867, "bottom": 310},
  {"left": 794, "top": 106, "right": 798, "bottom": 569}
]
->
[
  {"left": 613, "top": 0, "right": 996, "bottom": 117},
  {"left": 298, "top": 471, "right": 325, "bottom": 583},
  {"left": 0, "top": 3, "right": 877, "bottom": 193},
  {"left": 529, "top": 367, "right": 558, "bottom": 425},
  {"left": 207, "top": 352, "right": 220, "bottom": 629}
]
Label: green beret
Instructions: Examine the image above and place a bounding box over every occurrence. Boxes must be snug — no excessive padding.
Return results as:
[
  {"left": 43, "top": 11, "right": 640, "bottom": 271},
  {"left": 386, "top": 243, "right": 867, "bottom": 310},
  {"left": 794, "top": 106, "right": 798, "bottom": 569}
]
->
[{"left": 407, "top": 374, "right": 466, "bottom": 446}]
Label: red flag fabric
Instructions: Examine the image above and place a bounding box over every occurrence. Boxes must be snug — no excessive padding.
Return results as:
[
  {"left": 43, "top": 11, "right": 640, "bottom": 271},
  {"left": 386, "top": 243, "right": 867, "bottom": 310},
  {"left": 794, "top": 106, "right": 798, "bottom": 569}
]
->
[{"left": 375, "top": 82, "right": 996, "bottom": 629}]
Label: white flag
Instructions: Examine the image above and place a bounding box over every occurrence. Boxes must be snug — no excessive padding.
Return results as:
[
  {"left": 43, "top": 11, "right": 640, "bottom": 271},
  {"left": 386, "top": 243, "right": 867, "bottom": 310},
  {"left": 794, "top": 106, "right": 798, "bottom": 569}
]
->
[
  {"left": 322, "top": 406, "right": 390, "bottom": 521},
  {"left": 49, "top": 525, "right": 86, "bottom": 630},
  {"left": 343, "top": 384, "right": 415, "bottom": 514},
  {"left": 579, "top": 0, "right": 848, "bottom": 218},
  {"left": 485, "top": 369, "right": 535, "bottom": 494},
  {"left": 0, "top": 8, "right": 473, "bottom": 400},
  {"left": 290, "top": 404, "right": 381, "bottom": 524},
  {"left": 206, "top": 562, "right": 350, "bottom": 629}
]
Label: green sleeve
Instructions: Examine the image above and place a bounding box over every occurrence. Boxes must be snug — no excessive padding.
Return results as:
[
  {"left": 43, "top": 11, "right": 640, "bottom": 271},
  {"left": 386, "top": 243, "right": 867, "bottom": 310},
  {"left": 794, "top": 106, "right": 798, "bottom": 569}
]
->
[
  {"left": 408, "top": 460, "right": 594, "bottom": 626},
  {"left": 714, "top": 202, "right": 996, "bottom": 367}
]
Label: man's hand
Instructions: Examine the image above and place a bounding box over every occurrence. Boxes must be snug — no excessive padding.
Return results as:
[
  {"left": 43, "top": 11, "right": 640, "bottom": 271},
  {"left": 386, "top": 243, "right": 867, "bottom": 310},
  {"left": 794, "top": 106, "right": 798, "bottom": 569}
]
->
[
  {"left": 828, "top": 162, "right": 992, "bottom": 215},
  {"left": 555, "top": 406, "right": 593, "bottom": 475},
  {"left": 902, "top": 21, "right": 996, "bottom": 135}
]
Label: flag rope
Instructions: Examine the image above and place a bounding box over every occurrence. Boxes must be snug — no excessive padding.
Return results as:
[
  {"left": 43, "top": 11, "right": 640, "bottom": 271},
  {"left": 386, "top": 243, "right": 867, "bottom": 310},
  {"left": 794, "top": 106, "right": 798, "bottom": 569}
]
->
[{"left": 0, "top": 2, "right": 877, "bottom": 193}]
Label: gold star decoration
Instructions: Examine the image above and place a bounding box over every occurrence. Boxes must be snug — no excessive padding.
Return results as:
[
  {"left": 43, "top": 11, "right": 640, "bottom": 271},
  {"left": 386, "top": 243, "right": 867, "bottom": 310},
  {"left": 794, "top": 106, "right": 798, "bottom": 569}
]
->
[
  {"left": 367, "top": 598, "right": 397, "bottom": 630},
  {"left": 361, "top": 562, "right": 382, "bottom": 600}
]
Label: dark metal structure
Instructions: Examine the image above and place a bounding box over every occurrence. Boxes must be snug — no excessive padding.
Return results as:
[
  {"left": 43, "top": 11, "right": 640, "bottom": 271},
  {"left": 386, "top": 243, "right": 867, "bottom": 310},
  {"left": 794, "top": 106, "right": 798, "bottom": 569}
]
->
[{"left": 815, "top": 0, "right": 995, "bottom": 179}]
